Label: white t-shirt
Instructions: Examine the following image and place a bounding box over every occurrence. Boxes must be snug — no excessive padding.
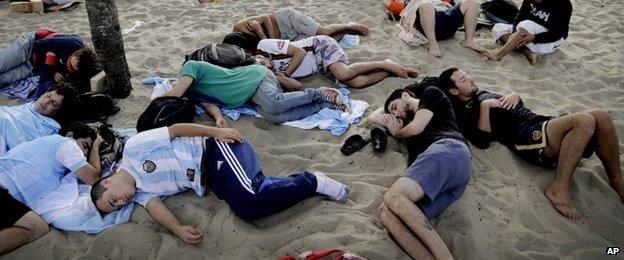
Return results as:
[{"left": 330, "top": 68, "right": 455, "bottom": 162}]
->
[{"left": 256, "top": 38, "right": 317, "bottom": 78}]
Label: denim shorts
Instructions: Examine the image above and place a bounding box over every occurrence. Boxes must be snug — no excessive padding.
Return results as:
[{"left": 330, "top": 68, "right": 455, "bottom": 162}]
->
[{"left": 402, "top": 138, "right": 471, "bottom": 219}]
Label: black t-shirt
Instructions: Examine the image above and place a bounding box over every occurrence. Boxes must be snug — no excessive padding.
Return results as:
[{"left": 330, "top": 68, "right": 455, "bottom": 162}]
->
[
  {"left": 513, "top": 0, "right": 572, "bottom": 43},
  {"left": 452, "top": 90, "right": 550, "bottom": 149},
  {"left": 406, "top": 86, "right": 466, "bottom": 164},
  {"left": 31, "top": 34, "right": 86, "bottom": 79}
]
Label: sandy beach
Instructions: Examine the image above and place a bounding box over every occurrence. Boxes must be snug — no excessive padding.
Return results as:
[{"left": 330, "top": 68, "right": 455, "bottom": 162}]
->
[{"left": 1, "top": 0, "right": 623, "bottom": 259}]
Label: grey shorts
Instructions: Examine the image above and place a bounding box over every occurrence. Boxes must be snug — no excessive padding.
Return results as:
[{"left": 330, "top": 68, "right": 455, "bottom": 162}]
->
[
  {"left": 402, "top": 138, "right": 471, "bottom": 219},
  {"left": 275, "top": 8, "right": 320, "bottom": 41}
]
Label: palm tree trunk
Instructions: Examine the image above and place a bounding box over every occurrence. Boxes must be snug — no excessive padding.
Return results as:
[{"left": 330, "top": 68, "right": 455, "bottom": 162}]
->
[{"left": 85, "top": 0, "right": 132, "bottom": 99}]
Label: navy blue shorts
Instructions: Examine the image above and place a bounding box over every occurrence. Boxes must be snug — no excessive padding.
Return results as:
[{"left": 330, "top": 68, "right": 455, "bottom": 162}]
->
[
  {"left": 514, "top": 116, "right": 596, "bottom": 169},
  {"left": 0, "top": 187, "right": 30, "bottom": 229},
  {"left": 414, "top": 3, "right": 464, "bottom": 41},
  {"left": 402, "top": 138, "right": 471, "bottom": 219}
]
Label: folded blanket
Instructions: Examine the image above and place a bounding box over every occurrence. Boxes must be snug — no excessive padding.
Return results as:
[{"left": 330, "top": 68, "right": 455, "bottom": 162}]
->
[
  {"left": 144, "top": 77, "right": 368, "bottom": 136},
  {"left": 30, "top": 128, "right": 137, "bottom": 234}
]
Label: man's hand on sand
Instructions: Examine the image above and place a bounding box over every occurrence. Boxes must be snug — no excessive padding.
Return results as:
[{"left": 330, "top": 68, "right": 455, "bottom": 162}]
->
[
  {"left": 215, "top": 117, "right": 228, "bottom": 128},
  {"left": 174, "top": 225, "right": 203, "bottom": 244},
  {"left": 214, "top": 127, "right": 244, "bottom": 143}
]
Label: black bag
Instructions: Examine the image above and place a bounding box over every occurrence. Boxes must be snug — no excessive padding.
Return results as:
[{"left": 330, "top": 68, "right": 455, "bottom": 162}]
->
[
  {"left": 136, "top": 97, "right": 195, "bottom": 132},
  {"left": 76, "top": 92, "right": 120, "bottom": 123},
  {"left": 481, "top": 0, "right": 519, "bottom": 24},
  {"left": 185, "top": 43, "right": 255, "bottom": 69}
]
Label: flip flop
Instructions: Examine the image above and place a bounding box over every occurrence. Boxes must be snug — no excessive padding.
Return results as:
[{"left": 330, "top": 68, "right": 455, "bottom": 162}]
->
[{"left": 340, "top": 134, "right": 370, "bottom": 156}]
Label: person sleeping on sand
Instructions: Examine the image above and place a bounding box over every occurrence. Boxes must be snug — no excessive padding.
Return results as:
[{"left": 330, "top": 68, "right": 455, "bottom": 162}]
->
[
  {"left": 163, "top": 60, "right": 348, "bottom": 125},
  {"left": 438, "top": 67, "right": 624, "bottom": 221},
  {"left": 0, "top": 83, "right": 78, "bottom": 156},
  {"left": 1, "top": 29, "right": 101, "bottom": 93},
  {"left": 0, "top": 123, "right": 102, "bottom": 255},
  {"left": 482, "top": 0, "right": 572, "bottom": 65},
  {"left": 247, "top": 35, "right": 420, "bottom": 89},
  {"left": 367, "top": 86, "right": 471, "bottom": 259},
  {"left": 90, "top": 123, "right": 350, "bottom": 244},
  {"left": 232, "top": 8, "right": 369, "bottom": 43}
]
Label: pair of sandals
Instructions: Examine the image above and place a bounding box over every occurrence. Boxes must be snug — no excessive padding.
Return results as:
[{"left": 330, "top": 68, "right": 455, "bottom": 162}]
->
[{"left": 340, "top": 126, "right": 388, "bottom": 156}]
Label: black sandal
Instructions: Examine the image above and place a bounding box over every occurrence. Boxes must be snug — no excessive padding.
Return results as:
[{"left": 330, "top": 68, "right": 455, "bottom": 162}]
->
[
  {"left": 371, "top": 125, "right": 388, "bottom": 153},
  {"left": 340, "top": 134, "right": 371, "bottom": 156}
]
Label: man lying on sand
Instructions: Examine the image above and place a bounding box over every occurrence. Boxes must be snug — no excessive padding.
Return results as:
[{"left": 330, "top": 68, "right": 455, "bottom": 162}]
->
[
  {"left": 248, "top": 35, "right": 419, "bottom": 89},
  {"left": 368, "top": 86, "right": 471, "bottom": 259},
  {"left": 163, "top": 60, "right": 347, "bottom": 125},
  {"left": 438, "top": 67, "right": 624, "bottom": 221},
  {"left": 398, "top": 0, "right": 484, "bottom": 57},
  {"left": 482, "top": 0, "right": 572, "bottom": 65},
  {"left": 1, "top": 29, "right": 100, "bottom": 92},
  {"left": 0, "top": 123, "right": 102, "bottom": 255},
  {"left": 233, "top": 8, "right": 369, "bottom": 42},
  {"left": 90, "top": 123, "right": 350, "bottom": 244},
  {"left": 0, "top": 83, "right": 78, "bottom": 156}
]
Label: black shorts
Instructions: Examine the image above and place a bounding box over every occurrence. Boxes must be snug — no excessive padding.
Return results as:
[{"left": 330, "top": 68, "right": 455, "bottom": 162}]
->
[
  {"left": 514, "top": 117, "right": 596, "bottom": 169},
  {"left": 0, "top": 187, "right": 31, "bottom": 229},
  {"left": 414, "top": 4, "right": 464, "bottom": 41}
]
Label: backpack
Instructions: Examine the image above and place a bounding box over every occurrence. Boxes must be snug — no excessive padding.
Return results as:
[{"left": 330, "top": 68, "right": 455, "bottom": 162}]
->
[
  {"left": 481, "top": 0, "right": 519, "bottom": 24},
  {"left": 136, "top": 96, "right": 195, "bottom": 132},
  {"left": 76, "top": 92, "right": 120, "bottom": 123},
  {"left": 184, "top": 43, "right": 255, "bottom": 69}
]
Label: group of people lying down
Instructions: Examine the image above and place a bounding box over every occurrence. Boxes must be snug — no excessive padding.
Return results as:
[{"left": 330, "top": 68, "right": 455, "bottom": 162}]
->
[{"left": 1, "top": 1, "right": 621, "bottom": 259}]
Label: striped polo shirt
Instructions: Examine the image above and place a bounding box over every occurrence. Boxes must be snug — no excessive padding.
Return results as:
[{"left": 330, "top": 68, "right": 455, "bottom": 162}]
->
[{"left": 120, "top": 127, "right": 205, "bottom": 207}]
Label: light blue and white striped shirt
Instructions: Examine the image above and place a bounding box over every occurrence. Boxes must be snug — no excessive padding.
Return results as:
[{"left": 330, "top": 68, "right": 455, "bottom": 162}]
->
[{"left": 120, "top": 127, "right": 205, "bottom": 207}]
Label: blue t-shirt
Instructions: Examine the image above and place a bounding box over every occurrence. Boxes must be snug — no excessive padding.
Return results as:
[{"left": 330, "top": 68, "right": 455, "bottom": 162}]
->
[
  {"left": 0, "top": 135, "right": 88, "bottom": 206},
  {"left": 120, "top": 127, "right": 205, "bottom": 207},
  {"left": 0, "top": 102, "right": 60, "bottom": 156}
]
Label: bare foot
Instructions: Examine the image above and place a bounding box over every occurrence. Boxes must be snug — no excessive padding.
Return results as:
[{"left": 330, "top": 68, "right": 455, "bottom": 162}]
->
[
  {"left": 427, "top": 43, "right": 442, "bottom": 58},
  {"left": 383, "top": 59, "right": 408, "bottom": 78},
  {"left": 524, "top": 52, "right": 539, "bottom": 65},
  {"left": 482, "top": 49, "right": 501, "bottom": 61},
  {"left": 406, "top": 68, "right": 420, "bottom": 78},
  {"left": 463, "top": 41, "right": 486, "bottom": 54},
  {"left": 348, "top": 22, "right": 370, "bottom": 36},
  {"left": 545, "top": 184, "right": 582, "bottom": 221}
]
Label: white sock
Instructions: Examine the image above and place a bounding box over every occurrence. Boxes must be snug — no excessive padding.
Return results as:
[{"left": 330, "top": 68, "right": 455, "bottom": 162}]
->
[{"left": 311, "top": 171, "right": 350, "bottom": 202}]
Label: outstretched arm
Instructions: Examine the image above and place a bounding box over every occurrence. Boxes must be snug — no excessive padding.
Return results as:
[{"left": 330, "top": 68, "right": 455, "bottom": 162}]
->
[
  {"left": 168, "top": 123, "right": 244, "bottom": 143},
  {"left": 146, "top": 197, "right": 203, "bottom": 244},
  {"left": 275, "top": 72, "right": 302, "bottom": 91},
  {"left": 199, "top": 102, "right": 228, "bottom": 128}
]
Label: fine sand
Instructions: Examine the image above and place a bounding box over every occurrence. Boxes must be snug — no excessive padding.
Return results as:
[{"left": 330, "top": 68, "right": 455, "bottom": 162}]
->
[{"left": 1, "top": 0, "right": 623, "bottom": 259}]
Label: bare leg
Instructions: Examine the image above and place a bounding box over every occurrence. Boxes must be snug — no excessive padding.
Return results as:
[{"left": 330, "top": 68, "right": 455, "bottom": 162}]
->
[
  {"left": 344, "top": 71, "right": 391, "bottom": 88},
  {"left": 317, "top": 23, "right": 370, "bottom": 39},
  {"left": 483, "top": 27, "right": 530, "bottom": 61},
  {"left": 460, "top": 0, "right": 485, "bottom": 53},
  {"left": 0, "top": 211, "right": 49, "bottom": 255},
  {"left": 328, "top": 60, "right": 407, "bottom": 82},
  {"left": 543, "top": 113, "right": 597, "bottom": 221},
  {"left": 380, "top": 205, "right": 434, "bottom": 259},
  {"left": 418, "top": 3, "right": 442, "bottom": 58},
  {"left": 383, "top": 177, "right": 453, "bottom": 259},
  {"left": 587, "top": 109, "right": 624, "bottom": 201},
  {"left": 492, "top": 32, "right": 538, "bottom": 65}
]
